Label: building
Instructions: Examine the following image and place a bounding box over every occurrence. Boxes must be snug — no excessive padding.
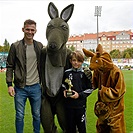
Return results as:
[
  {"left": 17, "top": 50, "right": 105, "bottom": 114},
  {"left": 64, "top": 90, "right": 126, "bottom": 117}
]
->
[
  {"left": 66, "top": 34, "right": 84, "bottom": 51},
  {"left": 67, "top": 30, "right": 133, "bottom": 52}
]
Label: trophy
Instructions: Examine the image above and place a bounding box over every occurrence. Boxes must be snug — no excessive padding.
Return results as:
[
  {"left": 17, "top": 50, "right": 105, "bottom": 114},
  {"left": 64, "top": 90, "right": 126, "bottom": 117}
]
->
[{"left": 65, "top": 78, "right": 73, "bottom": 97}]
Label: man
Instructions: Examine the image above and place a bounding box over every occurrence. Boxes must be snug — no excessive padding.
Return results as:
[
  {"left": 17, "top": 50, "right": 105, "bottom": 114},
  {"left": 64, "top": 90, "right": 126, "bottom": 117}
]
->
[{"left": 6, "top": 19, "right": 43, "bottom": 133}]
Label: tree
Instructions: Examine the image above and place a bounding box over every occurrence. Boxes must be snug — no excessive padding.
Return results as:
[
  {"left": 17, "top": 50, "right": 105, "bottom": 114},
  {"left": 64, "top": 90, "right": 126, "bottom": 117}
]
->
[
  {"left": 0, "top": 46, "right": 3, "bottom": 52},
  {"left": 68, "top": 45, "right": 75, "bottom": 51},
  {"left": 3, "top": 39, "right": 10, "bottom": 52},
  {"left": 122, "top": 48, "right": 133, "bottom": 58},
  {"left": 125, "top": 52, "right": 131, "bottom": 63},
  {"left": 110, "top": 49, "right": 121, "bottom": 58},
  {"left": 89, "top": 49, "right": 95, "bottom": 53}
]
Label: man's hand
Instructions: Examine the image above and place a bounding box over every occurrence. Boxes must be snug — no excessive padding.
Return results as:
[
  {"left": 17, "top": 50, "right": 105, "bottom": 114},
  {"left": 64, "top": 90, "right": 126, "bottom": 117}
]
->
[{"left": 8, "top": 86, "right": 15, "bottom": 97}]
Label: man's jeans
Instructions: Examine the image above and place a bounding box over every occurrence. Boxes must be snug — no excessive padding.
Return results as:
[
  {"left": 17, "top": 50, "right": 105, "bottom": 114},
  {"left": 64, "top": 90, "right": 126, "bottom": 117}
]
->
[{"left": 14, "top": 83, "right": 41, "bottom": 133}]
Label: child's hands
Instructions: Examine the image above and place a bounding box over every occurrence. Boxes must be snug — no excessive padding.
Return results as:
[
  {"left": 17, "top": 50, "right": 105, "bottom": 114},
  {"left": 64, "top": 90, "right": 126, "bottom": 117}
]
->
[
  {"left": 64, "top": 90, "right": 79, "bottom": 99},
  {"left": 63, "top": 90, "right": 67, "bottom": 98},
  {"left": 70, "top": 90, "right": 79, "bottom": 99}
]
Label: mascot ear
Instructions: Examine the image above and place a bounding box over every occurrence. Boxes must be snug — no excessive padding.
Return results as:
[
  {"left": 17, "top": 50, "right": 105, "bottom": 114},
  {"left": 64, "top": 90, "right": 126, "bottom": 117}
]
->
[
  {"left": 96, "top": 44, "right": 103, "bottom": 57},
  {"left": 82, "top": 48, "right": 95, "bottom": 57},
  {"left": 48, "top": 2, "right": 59, "bottom": 19},
  {"left": 60, "top": 4, "right": 74, "bottom": 22}
]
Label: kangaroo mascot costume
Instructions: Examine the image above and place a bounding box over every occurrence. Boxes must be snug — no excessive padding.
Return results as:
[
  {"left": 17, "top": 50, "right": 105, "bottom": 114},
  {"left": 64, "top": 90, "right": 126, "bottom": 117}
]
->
[
  {"left": 82, "top": 44, "right": 126, "bottom": 133},
  {"left": 40, "top": 2, "right": 74, "bottom": 133}
]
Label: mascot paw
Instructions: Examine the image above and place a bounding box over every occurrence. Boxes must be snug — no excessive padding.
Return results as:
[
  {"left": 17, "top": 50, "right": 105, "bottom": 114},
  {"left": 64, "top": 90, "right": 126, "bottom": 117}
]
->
[
  {"left": 94, "top": 101, "right": 111, "bottom": 120},
  {"left": 83, "top": 67, "right": 92, "bottom": 80}
]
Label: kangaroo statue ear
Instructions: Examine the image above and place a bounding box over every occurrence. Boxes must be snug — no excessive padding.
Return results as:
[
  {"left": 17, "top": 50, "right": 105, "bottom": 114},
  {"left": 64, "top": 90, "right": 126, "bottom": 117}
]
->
[
  {"left": 96, "top": 44, "right": 103, "bottom": 57},
  {"left": 48, "top": 2, "right": 59, "bottom": 19},
  {"left": 60, "top": 4, "right": 74, "bottom": 22},
  {"left": 82, "top": 48, "right": 95, "bottom": 57}
]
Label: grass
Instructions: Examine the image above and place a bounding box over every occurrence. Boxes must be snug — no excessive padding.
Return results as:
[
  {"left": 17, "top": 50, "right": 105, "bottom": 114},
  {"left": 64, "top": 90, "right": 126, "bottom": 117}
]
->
[{"left": 0, "top": 70, "right": 133, "bottom": 133}]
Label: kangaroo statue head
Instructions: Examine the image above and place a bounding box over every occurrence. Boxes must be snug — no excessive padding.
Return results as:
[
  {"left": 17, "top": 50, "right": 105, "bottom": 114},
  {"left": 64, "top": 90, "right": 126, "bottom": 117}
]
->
[
  {"left": 82, "top": 44, "right": 113, "bottom": 72},
  {"left": 46, "top": 2, "right": 74, "bottom": 51}
]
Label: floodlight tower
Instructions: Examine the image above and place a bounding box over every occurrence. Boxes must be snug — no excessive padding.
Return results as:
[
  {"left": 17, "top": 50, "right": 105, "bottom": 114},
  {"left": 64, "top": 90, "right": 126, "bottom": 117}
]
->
[{"left": 94, "top": 6, "right": 102, "bottom": 46}]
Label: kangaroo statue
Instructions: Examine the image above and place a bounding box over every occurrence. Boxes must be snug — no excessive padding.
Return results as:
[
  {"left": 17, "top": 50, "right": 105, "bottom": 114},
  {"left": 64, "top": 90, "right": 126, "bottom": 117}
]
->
[
  {"left": 40, "top": 2, "right": 74, "bottom": 133},
  {"left": 82, "top": 44, "right": 126, "bottom": 133}
]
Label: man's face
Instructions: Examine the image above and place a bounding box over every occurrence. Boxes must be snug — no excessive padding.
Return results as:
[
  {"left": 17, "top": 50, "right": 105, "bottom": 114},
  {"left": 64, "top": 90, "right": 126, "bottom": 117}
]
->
[{"left": 22, "top": 24, "right": 36, "bottom": 40}]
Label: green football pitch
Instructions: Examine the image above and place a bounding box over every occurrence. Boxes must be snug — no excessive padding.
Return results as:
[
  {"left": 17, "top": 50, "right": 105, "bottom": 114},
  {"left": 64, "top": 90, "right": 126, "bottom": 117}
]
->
[{"left": 0, "top": 70, "right": 133, "bottom": 133}]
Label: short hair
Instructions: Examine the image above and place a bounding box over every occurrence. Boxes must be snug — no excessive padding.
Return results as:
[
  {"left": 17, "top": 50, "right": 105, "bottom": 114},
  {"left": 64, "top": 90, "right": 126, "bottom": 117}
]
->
[
  {"left": 70, "top": 50, "right": 84, "bottom": 63},
  {"left": 24, "top": 19, "right": 36, "bottom": 26}
]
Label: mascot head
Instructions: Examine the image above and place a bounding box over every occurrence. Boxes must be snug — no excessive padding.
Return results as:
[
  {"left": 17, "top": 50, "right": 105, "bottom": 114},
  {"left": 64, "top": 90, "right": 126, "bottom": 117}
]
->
[
  {"left": 82, "top": 44, "right": 113, "bottom": 72},
  {"left": 46, "top": 2, "right": 74, "bottom": 51}
]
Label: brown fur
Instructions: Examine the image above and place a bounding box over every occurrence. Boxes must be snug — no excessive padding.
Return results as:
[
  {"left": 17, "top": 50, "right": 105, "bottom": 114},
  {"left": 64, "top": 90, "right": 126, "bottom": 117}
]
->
[{"left": 83, "top": 44, "right": 126, "bottom": 133}]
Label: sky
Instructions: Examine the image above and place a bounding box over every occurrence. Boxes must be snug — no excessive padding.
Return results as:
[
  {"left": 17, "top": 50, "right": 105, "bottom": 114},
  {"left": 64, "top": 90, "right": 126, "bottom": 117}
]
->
[{"left": 0, "top": 0, "right": 133, "bottom": 46}]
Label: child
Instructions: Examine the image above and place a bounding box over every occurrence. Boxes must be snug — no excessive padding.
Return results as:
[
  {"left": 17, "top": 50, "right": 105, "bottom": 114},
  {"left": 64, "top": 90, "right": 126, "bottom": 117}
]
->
[{"left": 61, "top": 50, "right": 93, "bottom": 133}]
